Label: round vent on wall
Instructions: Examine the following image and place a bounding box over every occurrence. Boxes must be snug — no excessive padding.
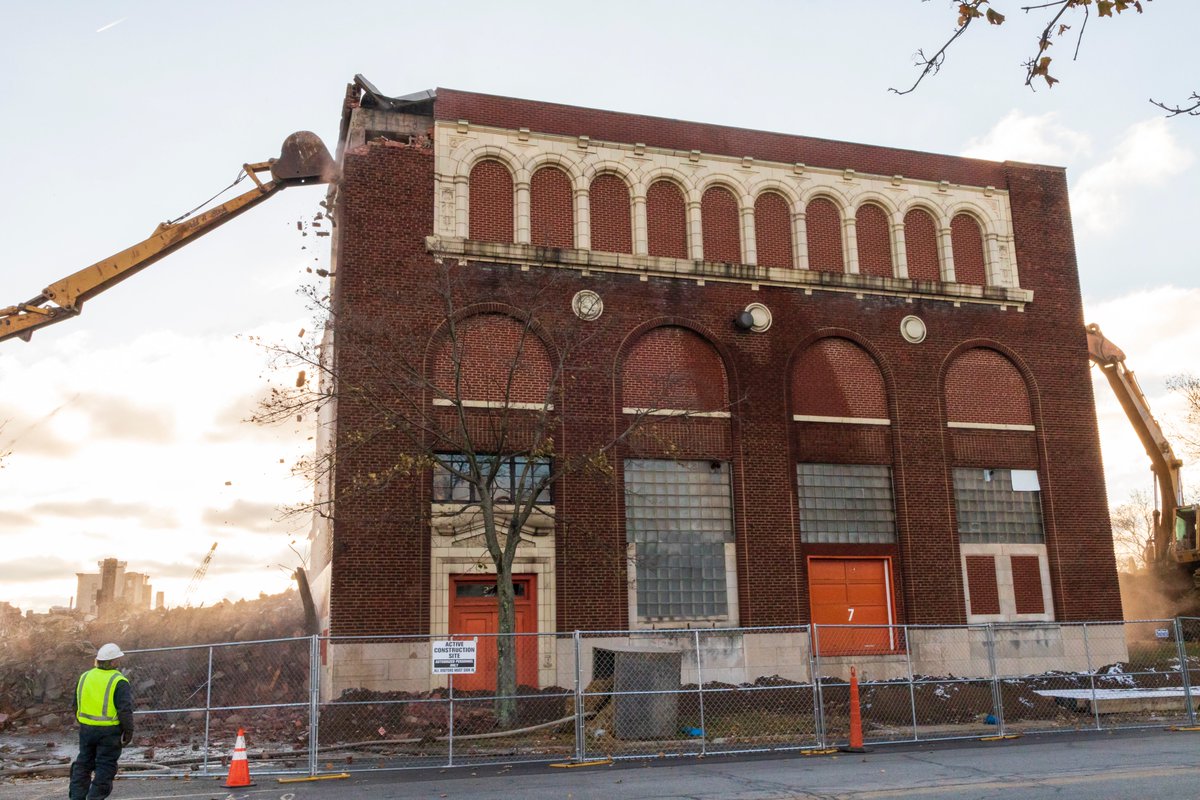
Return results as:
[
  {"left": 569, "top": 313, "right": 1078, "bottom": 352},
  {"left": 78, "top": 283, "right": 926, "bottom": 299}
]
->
[
  {"left": 743, "top": 303, "right": 773, "bottom": 333},
  {"left": 572, "top": 290, "right": 604, "bottom": 321},
  {"left": 900, "top": 315, "right": 927, "bottom": 344}
]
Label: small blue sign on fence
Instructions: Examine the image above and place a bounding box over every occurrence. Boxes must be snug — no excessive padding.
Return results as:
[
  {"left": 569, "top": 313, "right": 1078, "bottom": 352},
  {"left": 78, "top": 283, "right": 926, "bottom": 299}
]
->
[{"left": 1156, "top": 628, "right": 1171, "bottom": 640}]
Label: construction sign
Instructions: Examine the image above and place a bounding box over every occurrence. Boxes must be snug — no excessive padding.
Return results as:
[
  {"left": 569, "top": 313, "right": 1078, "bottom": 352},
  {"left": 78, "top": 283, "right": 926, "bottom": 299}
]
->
[{"left": 432, "top": 638, "right": 478, "bottom": 674}]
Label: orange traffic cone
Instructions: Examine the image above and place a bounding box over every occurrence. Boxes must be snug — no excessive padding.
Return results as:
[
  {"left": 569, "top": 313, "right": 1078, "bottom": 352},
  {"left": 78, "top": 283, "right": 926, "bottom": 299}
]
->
[
  {"left": 840, "top": 666, "right": 868, "bottom": 753},
  {"left": 223, "top": 728, "right": 255, "bottom": 788}
]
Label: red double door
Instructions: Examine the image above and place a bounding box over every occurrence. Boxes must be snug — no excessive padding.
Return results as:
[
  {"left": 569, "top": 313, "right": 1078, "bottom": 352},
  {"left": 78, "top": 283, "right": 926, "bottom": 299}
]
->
[
  {"left": 448, "top": 574, "right": 539, "bottom": 691},
  {"left": 808, "top": 557, "right": 897, "bottom": 655}
]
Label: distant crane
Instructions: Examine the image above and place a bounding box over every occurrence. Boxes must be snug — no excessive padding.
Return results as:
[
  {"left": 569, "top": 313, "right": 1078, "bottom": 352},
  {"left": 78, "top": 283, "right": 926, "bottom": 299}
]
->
[{"left": 183, "top": 542, "right": 218, "bottom": 607}]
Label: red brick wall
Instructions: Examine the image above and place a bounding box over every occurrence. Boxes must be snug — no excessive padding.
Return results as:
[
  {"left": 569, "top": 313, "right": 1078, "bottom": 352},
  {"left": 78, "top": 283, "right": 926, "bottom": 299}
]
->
[
  {"left": 951, "top": 213, "right": 987, "bottom": 286},
  {"left": 590, "top": 173, "right": 633, "bottom": 254},
  {"left": 792, "top": 338, "right": 888, "bottom": 419},
  {"left": 806, "top": 197, "right": 844, "bottom": 273},
  {"left": 646, "top": 180, "right": 688, "bottom": 259},
  {"left": 329, "top": 100, "right": 1122, "bottom": 635},
  {"left": 1011, "top": 555, "right": 1045, "bottom": 614},
  {"left": 530, "top": 166, "right": 573, "bottom": 249},
  {"left": 904, "top": 208, "right": 941, "bottom": 283},
  {"left": 430, "top": 313, "right": 552, "bottom": 404},
  {"left": 855, "top": 203, "right": 893, "bottom": 278},
  {"left": 621, "top": 326, "right": 728, "bottom": 411},
  {"left": 945, "top": 348, "right": 1033, "bottom": 426},
  {"left": 966, "top": 556, "right": 1000, "bottom": 615},
  {"left": 754, "top": 191, "right": 793, "bottom": 269},
  {"left": 701, "top": 185, "right": 741, "bottom": 263},
  {"left": 468, "top": 159, "right": 513, "bottom": 243}
]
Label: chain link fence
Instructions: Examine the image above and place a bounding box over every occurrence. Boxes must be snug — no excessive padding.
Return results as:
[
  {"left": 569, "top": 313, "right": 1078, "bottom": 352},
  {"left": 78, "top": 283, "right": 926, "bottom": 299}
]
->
[{"left": 105, "top": 618, "right": 1200, "bottom": 777}]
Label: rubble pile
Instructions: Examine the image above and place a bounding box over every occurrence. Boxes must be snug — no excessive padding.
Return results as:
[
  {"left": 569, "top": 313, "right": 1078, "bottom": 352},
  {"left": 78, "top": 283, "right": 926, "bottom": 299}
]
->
[{"left": 0, "top": 590, "right": 305, "bottom": 737}]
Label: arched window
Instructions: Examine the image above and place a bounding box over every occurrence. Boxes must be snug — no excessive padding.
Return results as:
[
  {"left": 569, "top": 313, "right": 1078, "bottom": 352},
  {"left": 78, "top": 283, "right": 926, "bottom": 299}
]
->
[
  {"left": 529, "top": 166, "right": 573, "bottom": 249},
  {"left": 431, "top": 314, "right": 551, "bottom": 405},
  {"left": 855, "top": 203, "right": 893, "bottom": 278},
  {"left": 622, "top": 326, "right": 728, "bottom": 412},
  {"left": 951, "top": 213, "right": 987, "bottom": 286},
  {"left": 468, "top": 160, "right": 514, "bottom": 243},
  {"left": 754, "top": 191, "right": 794, "bottom": 269},
  {"left": 805, "top": 197, "right": 844, "bottom": 273},
  {"left": 646, "top": 180, "right": 689, "bottom": 259},
  {"left": 903, "top": 208, "right": 941, "bottom": 283},
  {"left": 791, "top": 338, "right": 888, "bottom": 421},
  {"left": 589, "top": 173, "right": 633, "bottom": 254},
  {"left": 944, "top": 348, "right": 1032, "bottom": 427},
  {"left": 701, "top": 185, "right": 741, "bottom": 263}
]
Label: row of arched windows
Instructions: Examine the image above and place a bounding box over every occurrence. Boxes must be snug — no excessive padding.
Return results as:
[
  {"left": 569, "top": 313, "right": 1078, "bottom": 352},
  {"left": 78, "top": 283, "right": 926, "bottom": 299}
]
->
[
  {"left": 432, "top": 314, "right": 1032, "bottom": 428},
  {"left": 467, "top": 159, "right": 996, "bottom": 287}
]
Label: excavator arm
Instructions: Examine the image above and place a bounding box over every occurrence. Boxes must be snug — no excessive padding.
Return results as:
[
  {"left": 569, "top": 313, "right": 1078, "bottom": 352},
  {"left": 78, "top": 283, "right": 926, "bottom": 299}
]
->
[
  {"left": 0, "top": 131, "right": 335, "bottom": 344},
  {"left": 1086, "top": 323, "right": 1194, "bottom": 564}
]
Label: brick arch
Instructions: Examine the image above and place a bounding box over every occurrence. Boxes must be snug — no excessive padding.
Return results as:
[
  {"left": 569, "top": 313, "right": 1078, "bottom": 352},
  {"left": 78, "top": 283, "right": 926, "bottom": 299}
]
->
[
  {"left": 701, "top": 184, "right": 741, "bottom": 263},
  {"left": 754, "top": 190, "right": 794, "bottom": 269},
  {"left": 855, "top": 202, "right": 893, "bottom": 278},
  {"left": 621, "top": 325, "right": 729, "bottom": 412},
  {"left": 469, "top": 159, "right": 514, "bottom": 243},
  {"left": 590, "top": 172, "right": 633, "bottom": 254},
  {"left": 529, "top": 165, "right": 573, "bottom": 248},
  {"left": 430, "top": 313, "right": 553, "bottom": 405},
  {"left": 944, "top": 347, "right": 1033, "bottom": 426},
  {"left": 904, "top": 206, "right": 941, "bottom": 283},
  {"left": 791, "top": 337, "right": 888, "bottom": 420},
  {"left": 805, "top": 195, "right": 845, "bottom": 273},
  {"left": 646, "top": 179, "right": 689, "bottom": 259},
  {"left": 951, "top": 212, "right": 987, "bottom": 286}
]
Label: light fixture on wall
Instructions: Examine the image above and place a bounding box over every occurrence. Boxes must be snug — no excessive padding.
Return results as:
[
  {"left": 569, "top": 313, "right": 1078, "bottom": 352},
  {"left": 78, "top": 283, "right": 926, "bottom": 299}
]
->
[{"left": 734, "top": 303, "right": 772, "bottom": 333}]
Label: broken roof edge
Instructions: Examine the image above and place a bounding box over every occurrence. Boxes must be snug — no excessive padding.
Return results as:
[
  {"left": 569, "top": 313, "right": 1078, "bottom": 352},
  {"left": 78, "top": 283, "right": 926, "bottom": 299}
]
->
[{"left": 354, "top": 75, "right": 436, "bottom": 113}]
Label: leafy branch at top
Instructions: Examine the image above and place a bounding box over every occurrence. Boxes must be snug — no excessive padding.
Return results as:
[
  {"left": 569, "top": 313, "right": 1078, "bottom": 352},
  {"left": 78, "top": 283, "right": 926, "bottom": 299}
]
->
[{"left": 892, "top": 1, "right": 1191, "bottom": 115}]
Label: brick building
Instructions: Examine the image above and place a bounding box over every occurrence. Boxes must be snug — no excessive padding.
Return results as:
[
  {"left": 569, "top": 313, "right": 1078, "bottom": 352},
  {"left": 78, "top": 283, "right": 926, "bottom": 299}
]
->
[{"left": 308, "top": 78, "right": 1121, "bottom": 688}]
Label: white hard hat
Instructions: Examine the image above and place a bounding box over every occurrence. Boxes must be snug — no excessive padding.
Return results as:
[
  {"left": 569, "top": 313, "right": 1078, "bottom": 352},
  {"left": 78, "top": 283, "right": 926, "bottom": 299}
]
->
[{"left": 96, "top": 643, "right": 124, "bottom": 661}]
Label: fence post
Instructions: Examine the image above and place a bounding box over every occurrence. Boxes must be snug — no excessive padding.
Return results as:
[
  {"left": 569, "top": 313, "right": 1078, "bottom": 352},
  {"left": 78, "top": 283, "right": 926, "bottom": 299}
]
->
[
  {"left": 448, "top": 668, "right": 455, "bottom": 768},
  {"left": 1175, "top": 617, "right": 1195, "bottom": 726},
  {"left": 810, "top": 625, "right": 826, "bottom": 749},
  {"left": 985, "top": 624, "right": 1004, "bottom": 737},
  {"left": 693, "top": 630, "right": 707, "bottom": 756},
  {"left": 1082, "top": 623, "right": 1100, "bottom": 732},
  {"left": 309, "top": 634, "right": 320, "bottom": 777},
  {"left": 573, "top": 631, "right": 585, "bottom": 763},
  {"left": 202, "top": 645, "right": 213, "bottom": 777},
  {"left": 903, "top": 625, "right": 918, "bottom": 741}
]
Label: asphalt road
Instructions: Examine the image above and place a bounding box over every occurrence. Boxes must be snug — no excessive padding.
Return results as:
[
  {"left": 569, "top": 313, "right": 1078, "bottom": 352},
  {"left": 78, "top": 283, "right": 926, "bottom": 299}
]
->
[{"left": 6, "top": 728, "right": 1200, "bottom": 800}]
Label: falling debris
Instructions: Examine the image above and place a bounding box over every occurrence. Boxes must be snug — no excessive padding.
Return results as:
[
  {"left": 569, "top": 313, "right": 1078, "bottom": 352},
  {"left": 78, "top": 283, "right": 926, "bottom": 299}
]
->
[
  {"left": 224, "top": 481, "right": 232, "bottom": 486},
  {"left": 298, "top": 328, "right": 305, "bottom": 338},
  {"left": 296, "top": 370, "right": 306, "bottom": 387}
]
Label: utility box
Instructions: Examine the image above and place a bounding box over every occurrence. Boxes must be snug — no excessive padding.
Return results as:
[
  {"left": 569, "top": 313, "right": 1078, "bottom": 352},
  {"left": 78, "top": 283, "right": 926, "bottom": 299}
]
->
[{"left": 597, "top": 648, "right": 682, "bottom": 740}]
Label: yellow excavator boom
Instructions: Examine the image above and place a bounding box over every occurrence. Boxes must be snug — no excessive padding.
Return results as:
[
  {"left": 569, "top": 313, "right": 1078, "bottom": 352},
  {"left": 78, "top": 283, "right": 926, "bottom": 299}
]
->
[{"left": 0, "top": 131, "right": 335, "bottom": 344}]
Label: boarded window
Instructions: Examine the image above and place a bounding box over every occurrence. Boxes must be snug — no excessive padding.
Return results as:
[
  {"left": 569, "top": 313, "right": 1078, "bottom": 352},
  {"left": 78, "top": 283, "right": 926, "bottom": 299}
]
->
[
  {"left": 855, "top": 203, "right": 893, "bottom": 278},
  {"left": 1011, "top": 555, "right": 1046, "bottom": 614},
  {"left": 805, "top": 197, "right": 844, "bottom": 272},
  {"left": 646, "top": 180, "right": 688, "bottom": 259},
  {"left": 754, "top": 191, "right": 793, "bottom": 269},
  {"left": 590, "top": 173, "right": 633, "bottom": 254},
  {"left": 965, "top": 555, "right": 1000, "bottom": 615},
  {"left": 468, "top": 160, "right": 514, "bottom": 243}
]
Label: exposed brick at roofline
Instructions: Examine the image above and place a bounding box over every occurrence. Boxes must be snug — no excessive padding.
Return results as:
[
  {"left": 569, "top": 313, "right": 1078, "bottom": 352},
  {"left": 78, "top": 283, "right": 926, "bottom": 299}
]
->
[{"left": 434, "top": 88, "right": 1019, "bottom": 186}]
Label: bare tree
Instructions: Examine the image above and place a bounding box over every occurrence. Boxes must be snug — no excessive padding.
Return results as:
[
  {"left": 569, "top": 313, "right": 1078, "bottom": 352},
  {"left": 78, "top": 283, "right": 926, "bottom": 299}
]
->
[
  {"left": 894, "top": 1, "right": 1193, "bottom": 115},
  {"left": 1167, "top": 373, "right": 1200, "bottom": 456},
  {"left": 1111, "top": 489, "right": 1155, "bottom": 571},
  {"left": 256, "top": 263, "right": 721, "bottom": 726}
]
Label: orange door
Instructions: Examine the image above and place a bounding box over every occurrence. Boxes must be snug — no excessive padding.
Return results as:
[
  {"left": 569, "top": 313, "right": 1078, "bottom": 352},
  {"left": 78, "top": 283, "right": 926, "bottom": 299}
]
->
[
  {"left": 448, "top": 575, "right": 538, "bottom": 691},
  {"left": 808, "top": 558, "right": 895, "bottom": 655}
]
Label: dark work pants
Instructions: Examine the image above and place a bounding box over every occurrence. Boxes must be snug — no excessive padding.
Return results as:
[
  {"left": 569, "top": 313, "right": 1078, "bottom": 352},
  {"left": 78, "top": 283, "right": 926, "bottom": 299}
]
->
[{"left": 69, "top": 725, "right": 123, "bottom": 800}]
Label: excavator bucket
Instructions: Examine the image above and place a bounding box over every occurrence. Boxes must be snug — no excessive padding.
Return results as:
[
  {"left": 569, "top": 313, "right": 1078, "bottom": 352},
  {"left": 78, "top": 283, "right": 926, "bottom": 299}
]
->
[{"left": 271, "top": 131, "right": 336, "bottom": 185}]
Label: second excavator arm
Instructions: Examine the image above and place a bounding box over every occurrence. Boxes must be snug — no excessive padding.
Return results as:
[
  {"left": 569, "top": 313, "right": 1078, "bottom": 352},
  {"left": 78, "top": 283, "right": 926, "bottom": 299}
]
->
[{"left": 0, "top": 131, "right": 335, "bottom": 344}]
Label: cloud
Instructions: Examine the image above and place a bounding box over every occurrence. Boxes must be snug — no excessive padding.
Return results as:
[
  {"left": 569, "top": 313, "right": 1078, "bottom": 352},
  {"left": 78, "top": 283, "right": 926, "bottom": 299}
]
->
[
  {"left": 28, "top": 498, "right": 179, "bottom": 528},
  {"left": 0, "top": 509, "right": 37, "bottom": 529},
  {"left": 960, "top": 111, "right": 1091, "bottom": 165},
  {"left": 0, "top": 556, "right": 78, "bottom": 582},
  {"left": 201, "top": 499, "right": 284, "bottom": 534},
  {"left": 75, "top": 393, "right": 175, "bottom": 442},
  {"left": 1071, "top": 118, "right": 1196, "bottom": 235}
]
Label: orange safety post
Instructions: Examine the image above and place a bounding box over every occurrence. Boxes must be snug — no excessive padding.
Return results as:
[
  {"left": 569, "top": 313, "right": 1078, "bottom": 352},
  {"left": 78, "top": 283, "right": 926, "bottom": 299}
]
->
[
  {"left": 223, "top": 728, "right": 255, "bottom": 788},
  {"left": 842, "top": 666, "right": 867, "bottom": 753}
]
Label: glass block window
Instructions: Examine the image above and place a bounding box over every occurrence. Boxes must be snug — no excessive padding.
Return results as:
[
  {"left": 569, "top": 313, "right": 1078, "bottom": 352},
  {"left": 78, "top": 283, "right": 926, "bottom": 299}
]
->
[
  {"left": 795, "top": 463, "right": 896, "bottom": 543},
  {"left": 953, "top": 468, "right": 1044, "bottom": 544},
  {"left": 433, "top": 454, "right": 551, "bottom": 504},
  {"left": 624, "top": 459, "right": 734, "bottom": 621}
]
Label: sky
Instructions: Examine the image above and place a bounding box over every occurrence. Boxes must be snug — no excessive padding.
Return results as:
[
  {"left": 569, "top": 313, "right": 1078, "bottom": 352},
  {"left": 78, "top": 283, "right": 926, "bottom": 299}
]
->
[{"left": 0, "top": 1, "right": 1197, "bottom": 611}]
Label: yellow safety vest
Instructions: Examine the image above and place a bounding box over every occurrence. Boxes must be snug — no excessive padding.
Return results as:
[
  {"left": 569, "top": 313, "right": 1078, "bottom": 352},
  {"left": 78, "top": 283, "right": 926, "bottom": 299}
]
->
[{"left": 75, "top": 667, "right": 128, "bottom": 727}]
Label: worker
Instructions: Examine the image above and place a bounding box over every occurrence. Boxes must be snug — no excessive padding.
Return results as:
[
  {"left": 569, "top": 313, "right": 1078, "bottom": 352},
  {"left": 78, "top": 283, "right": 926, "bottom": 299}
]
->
[{"left": 70, "top": 643, "right": 133, "bottom": 800}]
